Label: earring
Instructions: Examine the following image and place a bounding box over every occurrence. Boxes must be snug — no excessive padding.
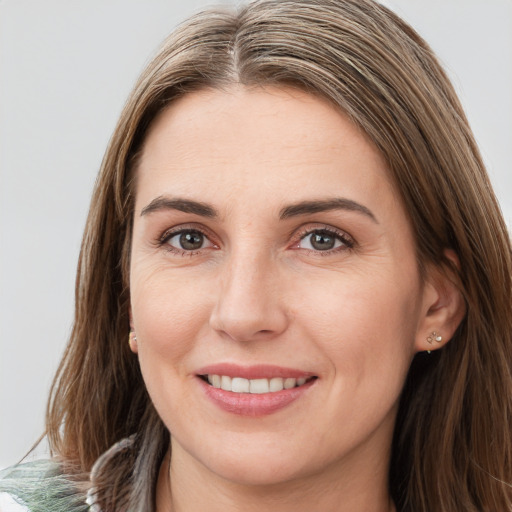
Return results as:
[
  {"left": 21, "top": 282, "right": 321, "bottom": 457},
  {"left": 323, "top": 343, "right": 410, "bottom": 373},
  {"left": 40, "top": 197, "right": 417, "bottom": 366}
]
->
[
  {"left": 426, "top": 331, "right": 442, "bottom": 354},
  {"left": 128, "top": 330, "right": 138, "bottom": 352}
]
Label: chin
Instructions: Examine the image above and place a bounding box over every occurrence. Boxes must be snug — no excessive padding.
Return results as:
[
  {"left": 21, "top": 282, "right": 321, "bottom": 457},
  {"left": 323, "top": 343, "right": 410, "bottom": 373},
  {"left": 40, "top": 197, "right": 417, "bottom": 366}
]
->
[
  {"left": 206, "top": 457, "right": 307, "bottom": 487},
  {"left": 185, "top": 434, "right": 328, "bottom": 488}
]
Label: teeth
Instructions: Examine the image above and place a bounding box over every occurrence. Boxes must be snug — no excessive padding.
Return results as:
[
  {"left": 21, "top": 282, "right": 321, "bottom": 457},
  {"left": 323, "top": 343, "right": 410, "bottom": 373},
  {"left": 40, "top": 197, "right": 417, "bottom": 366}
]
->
[
  {"left": 269, "top": 377, "right": 284, "bottom": 392},
  {"left": 284, "top": 378, "right": 296, "bottom": 389},
  {"left": 205, "top": 375, "right": 312, "bottom": 394},
  {"left": 212, "top": 374, "right": 221, "bottom": 388},
  {"left": 249, "top": 378, "right": 269, "bottom": 394},
  {"left": 221, "top": 375, "right": 232, "bottom": 391},
  {"left": 232, "top": 377, "right": 250, "bottom": 393}
]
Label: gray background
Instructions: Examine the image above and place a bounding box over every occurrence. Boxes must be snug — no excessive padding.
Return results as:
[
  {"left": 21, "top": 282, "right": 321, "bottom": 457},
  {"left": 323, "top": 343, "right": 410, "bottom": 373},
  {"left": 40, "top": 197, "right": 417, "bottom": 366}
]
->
[{"left": 1, "top": 0, "right": 511, "bottom": 469}]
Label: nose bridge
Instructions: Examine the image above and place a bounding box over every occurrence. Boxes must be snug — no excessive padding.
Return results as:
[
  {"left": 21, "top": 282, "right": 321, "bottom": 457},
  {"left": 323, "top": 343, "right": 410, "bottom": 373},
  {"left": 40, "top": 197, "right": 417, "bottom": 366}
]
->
[{"left": 209, "top": 240, "right": 288, "bottom": 341}]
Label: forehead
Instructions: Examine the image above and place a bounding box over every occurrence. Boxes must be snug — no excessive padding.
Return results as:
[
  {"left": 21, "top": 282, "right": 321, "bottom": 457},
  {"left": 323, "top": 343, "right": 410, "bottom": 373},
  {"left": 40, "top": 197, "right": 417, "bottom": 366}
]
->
[{"left": 135, "top": 86, "right": 398, "bottom": 215}]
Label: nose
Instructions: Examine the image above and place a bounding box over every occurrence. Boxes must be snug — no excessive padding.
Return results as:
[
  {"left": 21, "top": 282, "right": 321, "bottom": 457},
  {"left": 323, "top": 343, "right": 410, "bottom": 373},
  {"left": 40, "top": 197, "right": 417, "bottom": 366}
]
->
[{"left": 209, "top": 249, "right": 289, "bottom": 342}]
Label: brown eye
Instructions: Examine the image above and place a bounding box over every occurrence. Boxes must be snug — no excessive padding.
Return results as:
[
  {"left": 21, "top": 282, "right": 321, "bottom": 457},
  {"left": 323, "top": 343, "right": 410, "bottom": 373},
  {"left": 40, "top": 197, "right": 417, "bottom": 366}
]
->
[
  {"left": 298, "top": 229, "right": 351, "bottom": 252},
  {"left": 166, "top": 230, "right": 212, "bottom": 251},
  {"left": 180, "top": 231, "right": 204, "bottom": 250},
  {"left": 310, "top": 232, "right": 336, "bottom": 250}
]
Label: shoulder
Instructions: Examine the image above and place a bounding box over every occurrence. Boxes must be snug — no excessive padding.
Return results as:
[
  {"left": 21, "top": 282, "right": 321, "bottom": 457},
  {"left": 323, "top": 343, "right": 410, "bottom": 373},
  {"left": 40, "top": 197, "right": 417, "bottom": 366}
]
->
[{"left": 0, "top": 460, "right": 90, "bottom": 512}]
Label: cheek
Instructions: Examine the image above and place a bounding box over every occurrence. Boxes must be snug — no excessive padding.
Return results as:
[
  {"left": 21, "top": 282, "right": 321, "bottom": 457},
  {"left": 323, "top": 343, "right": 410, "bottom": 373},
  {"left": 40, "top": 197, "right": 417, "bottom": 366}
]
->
[
  {"left": 130, "top": 266, "right": 214, "bottom": 369},
  {"left": 299, "top": 274, "right": 420, "bottom": 434},
  {"left": 294, "top": 266, "right": 421, "bottom": 382},
  {"left": 296, "top": 265, "right": 420, "bottom": 338},
  {"left": 130, "top": 269, "right": 214, "bottom": 427}
]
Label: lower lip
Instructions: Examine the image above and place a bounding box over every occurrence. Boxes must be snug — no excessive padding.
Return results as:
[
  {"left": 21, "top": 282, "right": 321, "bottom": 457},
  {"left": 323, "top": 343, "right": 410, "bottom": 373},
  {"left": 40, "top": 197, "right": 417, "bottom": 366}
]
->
[{"left": 198, "top": 377, "right": 316, "bottom": 417}]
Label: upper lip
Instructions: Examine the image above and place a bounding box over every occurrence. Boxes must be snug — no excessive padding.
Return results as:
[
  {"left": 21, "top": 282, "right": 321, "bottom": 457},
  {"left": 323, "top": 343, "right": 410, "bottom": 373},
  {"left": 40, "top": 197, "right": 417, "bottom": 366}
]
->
[{"left": 195, "top": 363, "right": 316, "bottom": 380}]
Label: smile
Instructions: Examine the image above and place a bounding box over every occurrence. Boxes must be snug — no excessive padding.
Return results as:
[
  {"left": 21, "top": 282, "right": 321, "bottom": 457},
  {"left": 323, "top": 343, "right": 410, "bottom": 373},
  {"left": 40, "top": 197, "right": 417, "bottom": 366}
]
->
[
  {"left": 196, "top": 364, "right": 318, "bottom": 415},
  {"left": 202, "top": 375, "right": 315, "bottom": 394}
]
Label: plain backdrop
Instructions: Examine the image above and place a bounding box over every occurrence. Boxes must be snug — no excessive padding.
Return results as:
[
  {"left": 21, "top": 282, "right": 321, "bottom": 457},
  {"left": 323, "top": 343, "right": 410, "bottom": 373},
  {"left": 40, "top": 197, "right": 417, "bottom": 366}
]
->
[{"left": 1, "top": 0, "right": 511, "bottom": 469}]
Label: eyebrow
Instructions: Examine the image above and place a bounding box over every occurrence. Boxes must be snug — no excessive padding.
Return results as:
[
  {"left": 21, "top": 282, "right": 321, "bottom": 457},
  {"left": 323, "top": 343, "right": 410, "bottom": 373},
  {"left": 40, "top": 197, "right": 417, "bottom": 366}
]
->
[
  {"left": 140, "top": 196, "right": 218, "bottom": 218},
  {"left": 279, "top": 198, "right": 378, "bottom": 223},
  {"left": 140, "top": 195, "right": 377, "bottom": 223}
]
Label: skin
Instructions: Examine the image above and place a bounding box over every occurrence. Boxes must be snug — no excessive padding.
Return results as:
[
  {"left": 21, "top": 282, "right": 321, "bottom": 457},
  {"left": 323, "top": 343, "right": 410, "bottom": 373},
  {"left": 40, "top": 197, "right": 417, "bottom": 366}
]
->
[{"left": 129, "top": 86, "right": 463, "bottom": 512}]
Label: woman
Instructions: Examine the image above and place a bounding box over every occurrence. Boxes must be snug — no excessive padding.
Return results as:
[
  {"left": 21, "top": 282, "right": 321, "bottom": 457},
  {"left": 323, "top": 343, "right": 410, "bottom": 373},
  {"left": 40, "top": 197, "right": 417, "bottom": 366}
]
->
[{"left": 1, "top": 0, "right": 511, "bottom": 510}]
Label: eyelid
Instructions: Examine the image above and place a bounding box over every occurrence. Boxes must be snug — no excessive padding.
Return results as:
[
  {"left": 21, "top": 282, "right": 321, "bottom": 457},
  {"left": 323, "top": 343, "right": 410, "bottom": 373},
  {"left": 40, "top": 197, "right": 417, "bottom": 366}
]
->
[
  {"left": 157, "top": 223, "right": 219, "bottom": 253},
  {"left": 155, "top": 222, "right": 354, "bottom": 255},
  {"left": 159, "top": 223, "right": 215, "bottom": 242},
  {"left": 290, "top": 223, "right": 355, "bottom": 251}
]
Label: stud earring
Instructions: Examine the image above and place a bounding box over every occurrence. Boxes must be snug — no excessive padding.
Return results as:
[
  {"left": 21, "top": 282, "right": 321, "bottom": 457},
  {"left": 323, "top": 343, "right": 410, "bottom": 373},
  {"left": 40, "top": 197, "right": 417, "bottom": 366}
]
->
[
  {"left": 128, "top": 330, "right": 138, "bottom": 352},
  {"left": 426, "top": 331, "right": 442, "bottom": 354}
]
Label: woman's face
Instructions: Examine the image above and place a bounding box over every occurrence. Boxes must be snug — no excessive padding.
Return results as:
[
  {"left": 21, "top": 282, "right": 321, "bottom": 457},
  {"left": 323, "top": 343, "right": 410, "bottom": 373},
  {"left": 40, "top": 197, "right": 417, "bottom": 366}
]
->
[{"left": 130, "top": 86, "right": 436, "bottom": 486}]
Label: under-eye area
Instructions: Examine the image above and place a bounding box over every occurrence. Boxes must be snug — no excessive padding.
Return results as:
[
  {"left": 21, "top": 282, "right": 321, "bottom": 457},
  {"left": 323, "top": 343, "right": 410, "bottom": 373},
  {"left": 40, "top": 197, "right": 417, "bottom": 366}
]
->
[{"left": 199, "top": 375, "right": 318, "bottom": 394}]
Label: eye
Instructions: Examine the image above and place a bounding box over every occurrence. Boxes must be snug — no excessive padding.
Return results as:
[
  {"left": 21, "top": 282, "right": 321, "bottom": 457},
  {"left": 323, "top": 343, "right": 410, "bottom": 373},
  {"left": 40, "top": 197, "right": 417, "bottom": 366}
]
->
[
  {"left": 163, "top": 229, "right": 214, "bottom": 253},
  {"left": 297, "top": 228, "right": 353, "bottom": 252}
]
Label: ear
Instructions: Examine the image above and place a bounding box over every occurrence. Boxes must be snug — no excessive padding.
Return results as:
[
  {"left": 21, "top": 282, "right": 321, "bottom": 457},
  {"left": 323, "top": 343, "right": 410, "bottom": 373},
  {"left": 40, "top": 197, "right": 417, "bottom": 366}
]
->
[
  {"left": 414, "top": 250, "right": 466, "bottom": 353},
  {"left": 128, "top": 307, "right": 138, "bottom": 353}
]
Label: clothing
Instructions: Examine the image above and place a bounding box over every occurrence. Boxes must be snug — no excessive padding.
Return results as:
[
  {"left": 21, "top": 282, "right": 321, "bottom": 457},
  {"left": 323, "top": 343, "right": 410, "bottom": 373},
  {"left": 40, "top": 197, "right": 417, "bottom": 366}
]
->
[
  {"left": 0, "top": 460, "right": 90, "bottom": 512},
  {"left": 0, "top": 437, "right": 139, "bottom": 511}
]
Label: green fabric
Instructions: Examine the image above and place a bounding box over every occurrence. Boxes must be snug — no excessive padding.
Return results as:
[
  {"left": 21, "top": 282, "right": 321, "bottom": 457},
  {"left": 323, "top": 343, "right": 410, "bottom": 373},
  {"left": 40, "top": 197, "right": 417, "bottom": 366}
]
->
[{"left": 0, "top": 460, "right": 90, "bottom": 512}]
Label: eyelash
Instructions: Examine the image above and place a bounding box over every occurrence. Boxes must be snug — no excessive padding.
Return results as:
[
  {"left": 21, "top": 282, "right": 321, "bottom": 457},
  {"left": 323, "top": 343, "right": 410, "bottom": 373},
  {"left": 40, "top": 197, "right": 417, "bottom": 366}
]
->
[
  {"left": 158, "top": 224, "right": 216, "bottom": 256},
  {"left": 157, "top": 224, "right": 355, "bottom": 256},
  {"left": 293, "top": 226, "right": 355, "bottom": 255}
]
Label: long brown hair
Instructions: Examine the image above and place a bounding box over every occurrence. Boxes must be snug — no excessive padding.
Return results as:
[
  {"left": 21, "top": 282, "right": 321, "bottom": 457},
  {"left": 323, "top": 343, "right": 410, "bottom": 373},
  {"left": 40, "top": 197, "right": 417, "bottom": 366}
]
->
[{"left": 46, "top": 0, "right": 512, "bottom": 510}]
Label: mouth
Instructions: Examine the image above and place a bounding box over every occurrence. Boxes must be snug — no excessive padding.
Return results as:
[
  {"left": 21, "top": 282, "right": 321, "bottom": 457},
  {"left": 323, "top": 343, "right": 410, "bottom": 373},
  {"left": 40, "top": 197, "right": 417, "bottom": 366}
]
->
[
  {"left": 196, "top": 363, "right": 318, "bottom": 415},
  {"left": 199, "top": 374, "right": 317, "bottom": 394}
]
